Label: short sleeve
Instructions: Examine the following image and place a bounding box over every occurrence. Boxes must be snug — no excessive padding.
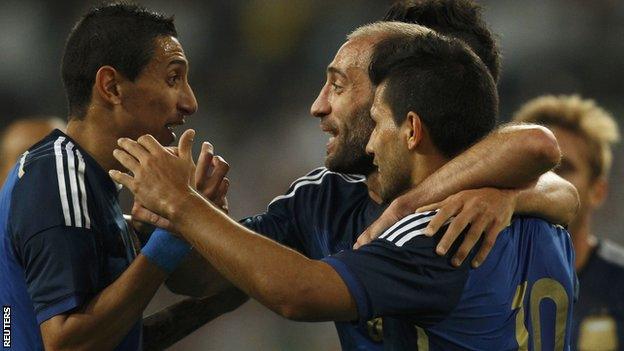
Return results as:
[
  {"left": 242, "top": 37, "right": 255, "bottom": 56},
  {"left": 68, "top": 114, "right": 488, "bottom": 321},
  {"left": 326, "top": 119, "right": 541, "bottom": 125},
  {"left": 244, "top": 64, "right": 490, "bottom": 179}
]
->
[
  {"left": 240, "top": 202, "right": 305, "bottom": 252},
  {"left": 323, "top": 212, "right": 470, "bottom": 327},
  {"left": 15, "top": 225, "right": 100, "bottom": 324},
  {"left": 240, "top": 168, "right": 332, "bottom": 252}
]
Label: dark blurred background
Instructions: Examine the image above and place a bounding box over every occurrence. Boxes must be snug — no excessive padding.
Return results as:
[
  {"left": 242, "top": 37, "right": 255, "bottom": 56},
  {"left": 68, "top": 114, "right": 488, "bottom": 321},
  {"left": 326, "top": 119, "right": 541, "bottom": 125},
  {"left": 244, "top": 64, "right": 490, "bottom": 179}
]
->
[{"left": 1, "top": 0, "right": 622, "bottom": 349}]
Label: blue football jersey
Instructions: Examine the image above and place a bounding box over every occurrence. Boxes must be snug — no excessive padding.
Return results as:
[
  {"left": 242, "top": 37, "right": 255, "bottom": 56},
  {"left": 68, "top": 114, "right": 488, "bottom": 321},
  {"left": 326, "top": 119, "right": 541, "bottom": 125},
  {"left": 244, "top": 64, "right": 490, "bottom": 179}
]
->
[
  {"left": 572, "top": 239, "right": 624, "bottom": 350},
  {"left": 0, "top": 130, "right": 141, "bottom": 350},
  {"left": 242, "top": 167, "right": 385, "bottom": 350},
  {"left": 324, "top": 213, "right": 577, "bottom": 350}
]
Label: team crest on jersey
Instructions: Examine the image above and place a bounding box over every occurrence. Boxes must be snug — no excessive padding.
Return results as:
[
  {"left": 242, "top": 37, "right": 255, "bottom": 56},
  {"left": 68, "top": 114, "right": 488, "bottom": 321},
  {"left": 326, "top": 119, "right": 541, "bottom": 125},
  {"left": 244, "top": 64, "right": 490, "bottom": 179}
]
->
[
  {"left": 366, "top": 317, "right": 383, "bottom": 342},
  {"left": 578, "top": 313, "right": 618, "bottom": 350}
]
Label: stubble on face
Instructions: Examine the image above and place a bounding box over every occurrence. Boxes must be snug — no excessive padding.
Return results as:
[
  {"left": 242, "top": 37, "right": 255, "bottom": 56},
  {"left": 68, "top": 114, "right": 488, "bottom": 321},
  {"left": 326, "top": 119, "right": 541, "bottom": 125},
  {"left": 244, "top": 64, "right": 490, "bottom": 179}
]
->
[
  {"left": 369, "top": 83, "right": 413, "bottom": 204},
  {"left": 325, "top": 103, "right": 376, "bottom": 175},
  {"left": 322, "top": 38, "right": 380, "bottom": 176}
]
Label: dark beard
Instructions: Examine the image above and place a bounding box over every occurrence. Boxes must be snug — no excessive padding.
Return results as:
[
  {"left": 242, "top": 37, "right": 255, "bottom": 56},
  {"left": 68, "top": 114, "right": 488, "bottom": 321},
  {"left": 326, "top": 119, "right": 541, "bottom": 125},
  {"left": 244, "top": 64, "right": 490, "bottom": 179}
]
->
[{"left": 325, "top": 107, "right": 376, "bottom": 176}]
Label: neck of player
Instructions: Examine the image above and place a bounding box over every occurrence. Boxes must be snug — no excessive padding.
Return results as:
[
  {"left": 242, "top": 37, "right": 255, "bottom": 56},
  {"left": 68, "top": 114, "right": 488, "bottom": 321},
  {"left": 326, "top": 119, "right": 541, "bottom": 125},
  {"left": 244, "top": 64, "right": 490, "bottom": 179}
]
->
[{"left": 66, "top": 116, "right": 125, "bottom": 174}]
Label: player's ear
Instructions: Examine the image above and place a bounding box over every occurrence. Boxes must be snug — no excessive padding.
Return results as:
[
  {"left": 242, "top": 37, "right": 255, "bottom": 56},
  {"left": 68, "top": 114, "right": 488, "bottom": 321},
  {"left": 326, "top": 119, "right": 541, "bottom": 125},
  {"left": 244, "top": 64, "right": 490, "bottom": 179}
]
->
[
  {"left": 405, "top": 111, "right": 423, "bottom": 150},
  {"left": 93, "top": 66, "right": 122, "bottom": 106},
  {"left": 588, "top": 176, "right": 608, "bottom": 208}
]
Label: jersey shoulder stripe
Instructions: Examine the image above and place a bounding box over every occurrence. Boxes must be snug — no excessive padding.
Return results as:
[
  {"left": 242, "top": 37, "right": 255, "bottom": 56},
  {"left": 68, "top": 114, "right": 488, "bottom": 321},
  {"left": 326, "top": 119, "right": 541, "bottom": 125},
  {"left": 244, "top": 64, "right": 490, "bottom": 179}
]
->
[
  {"left": 378, "top": 211, "right": 437, "bottom": 247},
  {"left": 53, "top": 137, "right": 90, "bottom": 229},
  {"left": 268, "top": 167, "right": 365, "bottom": 207}
]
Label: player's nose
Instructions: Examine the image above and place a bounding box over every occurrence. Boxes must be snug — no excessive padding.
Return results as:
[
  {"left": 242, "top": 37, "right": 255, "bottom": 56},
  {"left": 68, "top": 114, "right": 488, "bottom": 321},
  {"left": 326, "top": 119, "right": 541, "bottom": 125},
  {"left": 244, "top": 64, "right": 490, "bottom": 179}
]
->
[
  {"left": 179, "top": 82, "right": 198, "bottom": 116},
  {"left": 311, "top": 85, "right": 331, "bottom": 118}
]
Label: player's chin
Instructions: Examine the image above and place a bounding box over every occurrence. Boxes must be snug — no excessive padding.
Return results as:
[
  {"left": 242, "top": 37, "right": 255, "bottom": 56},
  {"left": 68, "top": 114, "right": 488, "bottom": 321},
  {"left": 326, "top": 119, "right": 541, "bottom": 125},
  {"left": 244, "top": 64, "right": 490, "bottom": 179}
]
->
[{"left": 157, "top": 128, "right": 176, "bottom": 146}]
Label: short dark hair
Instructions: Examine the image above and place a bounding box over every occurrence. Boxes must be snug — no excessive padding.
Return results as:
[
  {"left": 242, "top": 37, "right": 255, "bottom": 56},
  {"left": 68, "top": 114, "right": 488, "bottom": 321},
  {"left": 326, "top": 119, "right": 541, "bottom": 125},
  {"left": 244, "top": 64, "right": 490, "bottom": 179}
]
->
[
  {"left": 369, "top": 29, "right": 498, "bottom": 158},
  {"left": 61, "top": 2, "right": 177, "bottom": 118},
  {"left": 383, "top": 0, "right": 501, "bottom": 82}
]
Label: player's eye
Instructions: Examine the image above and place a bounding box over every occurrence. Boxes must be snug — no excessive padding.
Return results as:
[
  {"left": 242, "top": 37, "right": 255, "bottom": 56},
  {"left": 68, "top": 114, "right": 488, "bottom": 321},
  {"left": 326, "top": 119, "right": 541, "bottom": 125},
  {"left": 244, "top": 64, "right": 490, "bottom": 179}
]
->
[
  {"left": 167, "top": 74, "right": 180, "bottom": 86},
  {"left": 331, "top": 82, "right": 343, "bottom": 93}
]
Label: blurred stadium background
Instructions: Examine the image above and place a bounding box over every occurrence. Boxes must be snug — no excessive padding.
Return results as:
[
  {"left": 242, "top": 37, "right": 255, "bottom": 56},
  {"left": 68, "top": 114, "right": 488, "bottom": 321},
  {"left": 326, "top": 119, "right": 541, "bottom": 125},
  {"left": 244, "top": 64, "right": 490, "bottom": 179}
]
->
[{"left": 1, "top": 0, "right": 622, "bottom": 349}]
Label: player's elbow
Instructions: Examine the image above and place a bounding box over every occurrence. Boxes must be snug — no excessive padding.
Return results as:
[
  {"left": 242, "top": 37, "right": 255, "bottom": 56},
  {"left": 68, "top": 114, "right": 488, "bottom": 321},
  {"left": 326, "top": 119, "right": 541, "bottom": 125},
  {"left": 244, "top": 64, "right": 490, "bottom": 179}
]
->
[
  {"left": 561, "top": 181, "right": 580, "bottom": 226},
  {"left": 521, "top": 125, "right": 561, "bottom": 171},
  {"left": 256, "top": 278, "right": 318, "bottom": 321},
  {"left": 272, "top": 292, "right": 318, "bottom": 322}
]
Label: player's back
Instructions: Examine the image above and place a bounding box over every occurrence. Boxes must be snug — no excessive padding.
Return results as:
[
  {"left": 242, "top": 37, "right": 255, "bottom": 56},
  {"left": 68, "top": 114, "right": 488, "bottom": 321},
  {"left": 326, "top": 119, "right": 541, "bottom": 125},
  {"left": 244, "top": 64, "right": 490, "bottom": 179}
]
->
[{"left": 420, "top": 216, "right": 576, "bottom": 350}]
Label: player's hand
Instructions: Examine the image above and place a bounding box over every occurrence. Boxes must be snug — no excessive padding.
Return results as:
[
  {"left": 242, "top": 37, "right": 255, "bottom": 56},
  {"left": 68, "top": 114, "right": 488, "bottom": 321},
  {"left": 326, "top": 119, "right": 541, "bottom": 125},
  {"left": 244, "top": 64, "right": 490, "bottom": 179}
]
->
[
  {"left": 195, "top": 142, "right": 230, "bottom": 213},
  {"left": 417, "top": 188, "right": 518, "bottom": 268},
  {"left": 354, "top": 195, "right": 413, "bottom": 249},
  {"left": 109, "top": 129, "right": 197, "bottom": 229}
]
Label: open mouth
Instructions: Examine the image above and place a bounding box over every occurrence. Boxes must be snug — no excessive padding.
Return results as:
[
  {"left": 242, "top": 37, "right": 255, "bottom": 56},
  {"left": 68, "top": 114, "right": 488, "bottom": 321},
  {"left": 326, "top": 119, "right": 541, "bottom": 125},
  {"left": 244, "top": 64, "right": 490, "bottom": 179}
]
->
[
  {"left": 165, "top": 117, "right": 186, "bottom": 142},
  {"left": 321, "top": 125, "right": 338, "bottom": 153}
]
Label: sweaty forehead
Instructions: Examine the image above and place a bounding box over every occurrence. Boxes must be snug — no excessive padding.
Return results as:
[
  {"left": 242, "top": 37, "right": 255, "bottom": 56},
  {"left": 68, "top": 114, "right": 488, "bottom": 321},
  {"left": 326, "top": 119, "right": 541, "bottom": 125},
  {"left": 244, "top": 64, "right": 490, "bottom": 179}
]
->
[{"left": 152, "top": 36, "right": 187, "bottom": 63}]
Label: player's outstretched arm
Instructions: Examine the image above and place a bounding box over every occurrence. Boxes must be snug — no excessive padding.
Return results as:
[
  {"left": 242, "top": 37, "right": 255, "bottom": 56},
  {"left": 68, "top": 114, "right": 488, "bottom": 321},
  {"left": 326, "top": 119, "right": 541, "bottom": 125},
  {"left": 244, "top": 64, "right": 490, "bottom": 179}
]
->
[
  {"left": 110, "top": 131, "right": 359, "bottom": 322},
  {"left": 143, "top": 286, "right": 248, "bottom": 350},
  {"left": 355, "top": 123, "right": 562, "bottom": 251},
  {"left": 412, "top": 172, "right": 578, "bottom": 268},
  {"left": 40, "top": 256, "right": 168, "bottom": 350}
]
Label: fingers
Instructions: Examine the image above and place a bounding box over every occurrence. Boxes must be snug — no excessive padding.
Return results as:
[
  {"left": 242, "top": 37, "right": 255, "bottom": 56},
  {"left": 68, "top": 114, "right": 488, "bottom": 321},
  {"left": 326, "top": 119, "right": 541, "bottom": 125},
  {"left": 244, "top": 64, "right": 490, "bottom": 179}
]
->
[
  {"left": 201, "top": 156, "right": 230, "bottom": 198},
  {"left": 353, "top": 200, "right": 405, "bottom": 249},
  {"left": 424, "top": 202, "right": 460, "bottom": 236},
  {"left": 178, "top": 129, "right": 196, "bottom": 163},
  {"left": 165, "top": 146, "right": 179, "bottom": 156},
  {"left": 353, "top": 232, "right": 373, "bottom": 249},
  {"left": 117, "top": 138, "right": 150, "bottom": 162},
  {"left": 471, "top": 221, "right": 506, "bottom": 268},
  {"left": 216, "top": 177, "right": 230, "bottom": 199},
  {"left": 109, "top": 169, "right": 134, "bottom": 190},
  {"left": 112, "top": 149, "right": 139, "bottom": 173},
  {"left": 436, "top": 208, "right": 471, "bottom": 256},
  {"left": 416, "top": 202, "right": 439, "bottom": 213},
  {"left": 131, "top": 202, "right": 173, "bottom": 230},
  {"left": 450, "top": 216, "right": 488, "bottom": 267},
  {"left": 136, "top": 134, "right": 164, "bottom": 154},
  {"left": 196, "top": 142, "right": 215, "bottom": 189}
]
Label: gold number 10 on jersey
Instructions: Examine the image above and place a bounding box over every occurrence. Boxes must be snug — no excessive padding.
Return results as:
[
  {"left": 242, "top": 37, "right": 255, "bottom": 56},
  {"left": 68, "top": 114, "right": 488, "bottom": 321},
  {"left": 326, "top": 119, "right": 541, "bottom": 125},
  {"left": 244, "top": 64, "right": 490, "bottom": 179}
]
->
[{"left": 513, "top": 278, "right": 570, "bottom": 351}]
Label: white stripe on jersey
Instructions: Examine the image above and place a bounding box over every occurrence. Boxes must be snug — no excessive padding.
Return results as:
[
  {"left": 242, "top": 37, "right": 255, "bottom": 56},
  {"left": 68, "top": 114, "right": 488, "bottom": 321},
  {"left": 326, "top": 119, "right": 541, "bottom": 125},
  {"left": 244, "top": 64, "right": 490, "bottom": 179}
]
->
[
  {"left": 268, "top": 168, "right": 365, "bottom": 207},
  {"left": 76, "top": 150, "right": 91, "bottom": 229},
  {"left": 54, "top": 137, "right": 72, "bottom": 226},
  {"left": 65, "top": 142, "right": 83, "bottom": 227},
  {"left": 18, "top": 151, "right": 28, "bottom": 178},
  {"left": 395, "top": 228, "right": 428, "bottom": 247},
  {"left": 385, "top": 214, "right": 434, "bottom": 242},
  {"left": 379, "top": 211, "right": 437, "bottom": 247},
  {"left": 379, "top": 210, "right": 436, "bottom": 240}
]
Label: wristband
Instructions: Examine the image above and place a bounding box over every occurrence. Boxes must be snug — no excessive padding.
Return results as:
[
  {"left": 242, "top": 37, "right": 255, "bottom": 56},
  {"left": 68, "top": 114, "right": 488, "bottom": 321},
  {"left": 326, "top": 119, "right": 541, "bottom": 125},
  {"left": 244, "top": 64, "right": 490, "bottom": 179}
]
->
[{"left": 141, "top": 228, "right": 192, "bottom": 273}]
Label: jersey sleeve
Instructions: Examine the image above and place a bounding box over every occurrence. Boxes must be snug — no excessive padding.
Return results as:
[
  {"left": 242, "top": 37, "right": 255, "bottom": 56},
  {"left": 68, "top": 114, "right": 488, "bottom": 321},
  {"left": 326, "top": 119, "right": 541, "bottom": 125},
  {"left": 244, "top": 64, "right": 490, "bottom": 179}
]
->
[
  {"left": 16, "top": 226, "right": 100, "bottom": 323},
  {"left": 323, "top": 212, "right": 470, "bottom": 327},
  {"left": 240, "top": 168, "right": 329, "bottom": 252},
  {"left": 239, "top": 199, "right": 304, "bottom": 252},
  {"left": 9, "top": 149, "right": 100, "bottom": 323}
]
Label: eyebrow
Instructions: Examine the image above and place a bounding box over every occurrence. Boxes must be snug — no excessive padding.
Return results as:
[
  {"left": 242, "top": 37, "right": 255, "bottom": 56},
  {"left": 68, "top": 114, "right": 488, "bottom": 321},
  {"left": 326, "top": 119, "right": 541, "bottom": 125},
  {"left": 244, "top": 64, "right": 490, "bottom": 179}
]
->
[
  {"left": 327, "top": 66, "right": 347, "bottom": 79},
  {"left": 168, "top": 59, "right": 188, "bottom": 67}
]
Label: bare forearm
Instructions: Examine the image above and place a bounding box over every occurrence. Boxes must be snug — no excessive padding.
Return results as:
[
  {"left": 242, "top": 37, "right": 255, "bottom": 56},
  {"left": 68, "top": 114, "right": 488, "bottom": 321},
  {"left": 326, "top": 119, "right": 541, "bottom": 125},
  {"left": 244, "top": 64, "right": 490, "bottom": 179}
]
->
[
  {"left": 515, "top": 172, "right": 579, "bottom": 225},
  {"left": 165, "top": 249, "right": 233, "bottom": 297},
  {"left": 143, "top": 287, "right": 249, "bottom": 350},
  {"left": 404, "top": 124, "right": 561, "bottom": 208},
  {"left": 41, "top": 256, "right": 167, "bottom": 350},
  {"left": 172, "top": 194, "right": 356, "bottom": 322}
]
